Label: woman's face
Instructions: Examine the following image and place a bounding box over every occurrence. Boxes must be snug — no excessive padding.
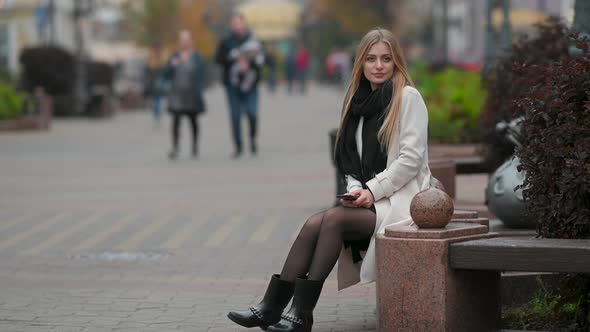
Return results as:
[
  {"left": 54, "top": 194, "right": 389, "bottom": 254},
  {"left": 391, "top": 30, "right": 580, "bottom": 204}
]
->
[{"left": 363, "top": 42, "right": 394, "bottom": 90}]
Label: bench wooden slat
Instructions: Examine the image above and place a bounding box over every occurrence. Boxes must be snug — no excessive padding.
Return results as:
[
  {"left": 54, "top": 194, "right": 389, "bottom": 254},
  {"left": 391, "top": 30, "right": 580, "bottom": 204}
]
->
[{"left": 449, "top": 238, "right": 590, "bottom": 273}]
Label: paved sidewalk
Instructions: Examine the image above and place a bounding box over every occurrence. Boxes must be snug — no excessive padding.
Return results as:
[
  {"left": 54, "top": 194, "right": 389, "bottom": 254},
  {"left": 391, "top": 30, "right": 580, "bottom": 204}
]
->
[
  {"left": 0, "top": 84, "right": 378, "bottom": 331},
  {"left": 0, "top": 82, "right": 506, "bottom": 331}
]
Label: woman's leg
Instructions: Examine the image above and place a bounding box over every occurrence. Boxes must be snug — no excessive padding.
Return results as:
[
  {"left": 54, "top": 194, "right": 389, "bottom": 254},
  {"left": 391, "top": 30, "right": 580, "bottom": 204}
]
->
[
  {"left": 169, "top": 112, "right": 181, "bottom": 159},
  {"left": 307, "top": 206, "right": 376, "bottom": 281},
  {"left": 279, "top": 211, "right": 326, "bottom": 283},
  {"left": 228, "top": 207, "right": 322, "bottom": 328},
  {"left": 268, "top": 206, "right": 375, "bottom": 332},
  {"left": 188, "top": 113, "right": 198, "bottom": 156}
]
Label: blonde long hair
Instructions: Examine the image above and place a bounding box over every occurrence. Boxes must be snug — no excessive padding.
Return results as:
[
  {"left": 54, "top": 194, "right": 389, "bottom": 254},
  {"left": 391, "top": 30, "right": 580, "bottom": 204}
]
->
[{"left": 335, "top": 28, "right": 414, "bottom": 149}]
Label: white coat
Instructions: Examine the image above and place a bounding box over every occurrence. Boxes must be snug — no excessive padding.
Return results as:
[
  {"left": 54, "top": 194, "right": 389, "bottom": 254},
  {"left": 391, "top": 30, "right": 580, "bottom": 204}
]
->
[{"left": 337, "top": 85, "right": 432, "bottom": 290}]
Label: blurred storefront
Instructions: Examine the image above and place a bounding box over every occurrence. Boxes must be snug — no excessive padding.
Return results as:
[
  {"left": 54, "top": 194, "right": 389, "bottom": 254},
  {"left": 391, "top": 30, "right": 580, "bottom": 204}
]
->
[
  {"left": 0, "top": 0, "right": 89, "bottom": 74},
  {"left": 445, "top": 0, "right": 575, "bottom": 70},
  {"left": 233, "top": 0, "right": 304, "bottom": 80},
  {"left": 235, "top": 0, "right": 302, "bottom": 42},
  {"left": 0, "top": 0, "right": 144, "bottom": 72},
  {"left": 400, "top": 0, "right": 576, "bottom": 70}
]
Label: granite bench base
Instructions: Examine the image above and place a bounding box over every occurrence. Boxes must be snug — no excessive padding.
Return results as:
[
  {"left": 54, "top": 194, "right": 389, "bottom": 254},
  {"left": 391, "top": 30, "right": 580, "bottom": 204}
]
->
[{"left": 375, "top": 212, "right": 500, "bottom": 331}]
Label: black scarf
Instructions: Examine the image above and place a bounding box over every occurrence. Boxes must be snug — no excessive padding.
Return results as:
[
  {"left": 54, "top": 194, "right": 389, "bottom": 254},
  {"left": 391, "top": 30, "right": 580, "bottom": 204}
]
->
[{"left": 334, "top": 79, "right": 392, "bottom": 186}]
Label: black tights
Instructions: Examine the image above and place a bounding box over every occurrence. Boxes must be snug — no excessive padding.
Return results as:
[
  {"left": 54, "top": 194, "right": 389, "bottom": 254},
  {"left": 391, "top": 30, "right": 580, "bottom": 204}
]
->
[
  {"left": 171, "top": 111, "right": 198, "bottom": 152},
  {"left": 279, "top": 206, "right": 376, "bottom": 282}
]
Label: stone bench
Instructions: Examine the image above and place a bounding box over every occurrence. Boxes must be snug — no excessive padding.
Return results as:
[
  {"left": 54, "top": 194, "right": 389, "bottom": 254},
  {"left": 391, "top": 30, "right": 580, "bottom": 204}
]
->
[
  {"left": 455, "top": 156, "right": 488, "bottom": 174},
  {"left": 375, "top": 211, "right": 590, "bottom": 331},
  {"left": 450, "top": 237, "right": 590, "bottom": 274}
]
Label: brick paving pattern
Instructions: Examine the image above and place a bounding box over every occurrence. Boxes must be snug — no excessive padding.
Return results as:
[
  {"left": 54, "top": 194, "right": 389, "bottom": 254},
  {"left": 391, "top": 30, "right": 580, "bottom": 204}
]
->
[
  {"left": 0, "top": 84, "right": 378, "bottom": 331},
  {"left": 0, "top": 84, "right": 493, "bottom": 331}
]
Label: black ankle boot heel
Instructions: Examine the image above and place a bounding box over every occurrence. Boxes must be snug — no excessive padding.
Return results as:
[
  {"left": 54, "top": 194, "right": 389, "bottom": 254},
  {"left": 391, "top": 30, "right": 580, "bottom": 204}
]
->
[
  {"left": 267, "top": 277, "right": 324, "bottom": 332},
  {"left": 227, "top": 274, "right": 294, "bottom": 329}
]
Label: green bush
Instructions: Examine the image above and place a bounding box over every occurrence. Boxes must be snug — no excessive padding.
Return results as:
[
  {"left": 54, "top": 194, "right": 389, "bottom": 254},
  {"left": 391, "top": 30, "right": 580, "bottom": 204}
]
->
[
  {"left": 0, "top": 67, "right": 13, "bottom": 83},
  {"left": 0, "top": 82, "right": 27, "bottom": 120},
  {"left": 411, "top": 62, "right": 487, "bottom": 143},
  {"left": 502, "top": 275, "right": 585, "bottom": 331},
  {"left": 503, "top": 293, "right": 577, "bottom": 330}
]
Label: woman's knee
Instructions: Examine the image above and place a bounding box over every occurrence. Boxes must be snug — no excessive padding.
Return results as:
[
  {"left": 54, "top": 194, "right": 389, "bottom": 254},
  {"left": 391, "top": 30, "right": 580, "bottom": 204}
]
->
[
  {"left": 320, "top": 208, "right": 346, "bottom": 233},
  {"left": 299, "top": 212, "right": 324, "bottom": 236}
]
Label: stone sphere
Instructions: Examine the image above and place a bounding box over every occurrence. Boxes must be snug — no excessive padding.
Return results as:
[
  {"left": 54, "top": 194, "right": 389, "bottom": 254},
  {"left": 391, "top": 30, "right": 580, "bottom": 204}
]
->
[{"left": 410, "top": 187, "right": 454, "bottom": 228}]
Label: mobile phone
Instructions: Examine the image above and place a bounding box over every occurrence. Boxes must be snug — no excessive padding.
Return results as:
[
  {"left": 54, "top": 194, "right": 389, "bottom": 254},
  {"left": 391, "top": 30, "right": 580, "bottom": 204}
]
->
[{"left": 336, "top": 194, "right": 358, "bottom": 201}]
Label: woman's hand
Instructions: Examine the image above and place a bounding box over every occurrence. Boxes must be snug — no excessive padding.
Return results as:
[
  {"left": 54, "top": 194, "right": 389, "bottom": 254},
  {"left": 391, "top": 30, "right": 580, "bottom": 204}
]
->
[{"left": 340, "top": 189, "right": 375, "bottom": 209}]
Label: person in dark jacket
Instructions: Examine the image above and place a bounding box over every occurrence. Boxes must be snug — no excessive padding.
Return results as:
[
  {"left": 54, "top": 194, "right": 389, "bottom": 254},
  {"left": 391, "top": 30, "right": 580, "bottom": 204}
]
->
[
  {"left": 161, "top": 30, "right": 206, "bottom": 160},
  {"left": 215, "top": 13, "right": 264, "bottom": 158},
  {"left": 284, "top": 48, "right": 297, "bottom": 95},
  {"left": 264, "top": 44, "right": 278, "bottom": 93}
]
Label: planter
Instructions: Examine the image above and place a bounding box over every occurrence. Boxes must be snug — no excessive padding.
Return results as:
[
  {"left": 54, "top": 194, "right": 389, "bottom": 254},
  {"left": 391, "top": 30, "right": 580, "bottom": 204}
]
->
[
  {"left": 0, "top": 87, "right": 52, "bottom": 131},
  {"left": 86, "top": 85, "right": 115, "bottom": 118},
  {"left": 52, "top": 93, "right": 77, "bottom": 116},
  {"left": 118, "top": 89, "right": 144, "bottom": 110}
]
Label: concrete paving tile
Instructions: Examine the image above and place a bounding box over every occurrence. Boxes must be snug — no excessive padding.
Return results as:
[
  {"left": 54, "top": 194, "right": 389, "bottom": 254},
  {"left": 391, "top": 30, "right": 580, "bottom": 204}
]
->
[
  {"left": 52, "top": 327, "right": 85, "bottom": 332},
  {"left": 0, "top": 85, "right": 383, "bottom": 331}
]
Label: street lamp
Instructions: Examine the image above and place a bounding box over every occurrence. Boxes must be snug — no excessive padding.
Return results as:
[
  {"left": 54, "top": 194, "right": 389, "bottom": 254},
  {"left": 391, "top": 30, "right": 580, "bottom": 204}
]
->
[
  {"left": 500, "top": 0, "right": 512, "bottom": 53},
  {"left": 73, "top": 0, "right": 94, "bottom": 114},
  {"left": 483, "top": 0, "right": 497, "bottom": 78},
  {"left": 483, "top": 0, "right": 512, "bottom": 79}
]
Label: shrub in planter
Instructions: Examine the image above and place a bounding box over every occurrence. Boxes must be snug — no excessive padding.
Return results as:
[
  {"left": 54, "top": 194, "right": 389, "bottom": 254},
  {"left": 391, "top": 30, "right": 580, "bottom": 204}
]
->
[
  {"left": 515, "top": 32, "right": 590, "bottom": 330},
  {"left": 0, "top": 67, "right": 13, "bottom": 83},
  {"left": 411, "top": 62, "right": 487, "bottom": 143},
  {"left": 87, "top": 61, "right": 114, "bottom": 90},
  {"left": 19, "top": 46, "right": 76, "bottom": 95},
  {"left": 85, "top": 61, "right": 115, "bottom": 117},
  {"left": 0, "top": 82, "right": 27, "bottom": 120},
  {"left": 480, "top": 17, "right": 570, "bottom": 170}
]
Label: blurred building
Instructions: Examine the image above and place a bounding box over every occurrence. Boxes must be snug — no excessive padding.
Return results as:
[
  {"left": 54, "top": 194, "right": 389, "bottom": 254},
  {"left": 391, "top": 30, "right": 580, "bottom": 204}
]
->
[
  {"left": 390, "top": 0, "right": 575, "bottom": 69},
  {"left": 235, "top": 0, "right": 302, "bottom": 42},
  {"left": 0, "top": 0, "right": 145, "bottom": 74},
  {"left": 446, "top": 0, "right": 575, "bottom": 69},
  {"left": 0, "top": 0, "right": 91, "bottom": 73}
]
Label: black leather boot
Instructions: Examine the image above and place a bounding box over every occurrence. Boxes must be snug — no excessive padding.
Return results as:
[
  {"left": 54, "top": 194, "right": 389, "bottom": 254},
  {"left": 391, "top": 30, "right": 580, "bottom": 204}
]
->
[
  {"left": 267, "top": 277, "right": 324, "bottom": 332},
  {"left": 227, "top": 274, "right": 294, "bottom": 330}
]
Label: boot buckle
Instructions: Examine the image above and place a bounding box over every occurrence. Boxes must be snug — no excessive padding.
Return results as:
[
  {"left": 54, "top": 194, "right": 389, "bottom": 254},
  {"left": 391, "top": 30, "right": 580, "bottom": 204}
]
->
[
  {"left": 249, "top": 306, "right": 265, "bottom": 321},
  {"left": 281, "top": 313, "right": 303, "bottom": 325}
]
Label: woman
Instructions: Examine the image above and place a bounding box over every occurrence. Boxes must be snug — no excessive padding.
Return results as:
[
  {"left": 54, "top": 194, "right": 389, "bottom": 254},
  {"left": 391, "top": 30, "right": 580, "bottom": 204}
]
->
[
  {"left": 162, "top": 30, "right": 206, "bottom": 160},
  {"left": 227, "top": 27, "right": 432, "bottom": 332}
]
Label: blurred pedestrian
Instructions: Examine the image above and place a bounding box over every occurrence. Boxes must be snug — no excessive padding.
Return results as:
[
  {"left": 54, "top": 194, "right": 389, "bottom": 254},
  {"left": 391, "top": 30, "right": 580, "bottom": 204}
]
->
[
  {"left": 151, "top": 76, "right": 165, "bottom": 126},
  {"left": 215, "top": 13, "right": 265, "bottom": 158},
  {"left": 265, "top": 44, "right": 278, "bottom": 94},
  {"left": 161, "top": 30, "right": 206, "bottom": 160},
  {"left": 284, "top": 48, "right": 297, "bottom": 94},
  {"left": 295, "top": 43, "right": 309, "bottom": 94},
  {"left": 227, "top": 27, "right": 433, "bottom": 332},
  {"left": 324, "top": 51, "right": 337, "bottom": 84},
  {"left": 147, "top": 46, "right": 169, "bottom": 127}
]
